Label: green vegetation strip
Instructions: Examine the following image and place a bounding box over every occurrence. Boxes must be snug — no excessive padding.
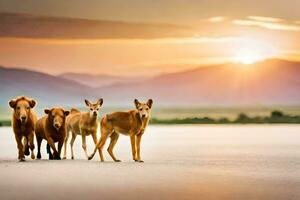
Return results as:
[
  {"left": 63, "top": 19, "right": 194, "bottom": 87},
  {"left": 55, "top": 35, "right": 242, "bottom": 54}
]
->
[
  {"left": 1, "top": 111, "right": 300, "bottom": 126},
  {"left": 150, "top": 111, "right": 300, "bottom": 124}
]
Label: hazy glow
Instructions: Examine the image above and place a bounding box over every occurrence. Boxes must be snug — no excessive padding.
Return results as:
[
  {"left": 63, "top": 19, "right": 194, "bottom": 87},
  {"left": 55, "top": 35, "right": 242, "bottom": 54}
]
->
[
  {"left": 235, "top": 51, "right": 264, "bottom": 64},
  {"left": 233, "top": 40, "right": 279, "bottom": 65}
]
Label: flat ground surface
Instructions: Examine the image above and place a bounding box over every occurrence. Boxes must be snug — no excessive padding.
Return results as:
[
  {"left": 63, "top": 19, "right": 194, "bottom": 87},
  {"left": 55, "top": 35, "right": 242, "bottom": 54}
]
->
[{"left": 0, "top": 125, "right": 299, "bottom": 200}]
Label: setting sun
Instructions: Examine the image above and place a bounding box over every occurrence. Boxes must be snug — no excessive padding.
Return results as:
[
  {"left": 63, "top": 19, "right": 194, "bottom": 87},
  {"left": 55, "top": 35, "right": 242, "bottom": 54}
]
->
[
  {"left": 233, "top": 40, "right": 279, "bottom": 65},
  {"left": 234, "top": 50, "right": 264, "bottom": 64}
]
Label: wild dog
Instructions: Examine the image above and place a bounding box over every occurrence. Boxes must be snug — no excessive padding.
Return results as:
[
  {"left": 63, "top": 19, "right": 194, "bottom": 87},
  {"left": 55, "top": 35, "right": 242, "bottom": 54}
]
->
[
  {"left": 63, "top": 99, "right": 103, "bottom": 159},
  {"left": 9, "top": 96, "right": 37, "bottom": 161},
  {"left": 88, "top": 99, "right": 153, "bottom": 162},
  {"left": 35, "top": 108, "right": 69, "bottom": 160}
]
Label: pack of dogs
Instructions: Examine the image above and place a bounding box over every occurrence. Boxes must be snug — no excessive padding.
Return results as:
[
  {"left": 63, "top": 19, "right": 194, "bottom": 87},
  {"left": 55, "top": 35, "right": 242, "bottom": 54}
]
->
[{"left": 8, "top": 96, "right": 153, "bottom": 162}]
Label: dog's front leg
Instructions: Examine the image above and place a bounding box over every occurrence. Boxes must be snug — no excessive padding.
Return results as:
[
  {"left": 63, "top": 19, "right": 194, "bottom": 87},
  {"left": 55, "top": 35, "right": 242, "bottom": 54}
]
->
[
  {"left": 57, "top": 138, "right": 64, "bottom": 160},
  {"left": 130, "top": 135, "right": 137, "bottom": 161},
  {"left": 28, "top": 131, "right": 35, "bottom": 159},
  {"left": 15, "top": 134, "right": 25, "bottom": 161},
  {"left": 136, "top": 134, "right": 144, "bottom": 162},
  {"left": 47, "top": 137, "right": 60, "bottom": 160}
]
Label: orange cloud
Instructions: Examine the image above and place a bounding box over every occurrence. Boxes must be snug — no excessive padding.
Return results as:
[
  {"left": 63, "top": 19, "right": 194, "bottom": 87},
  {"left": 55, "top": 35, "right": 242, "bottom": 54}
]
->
[
  {"left": 248, "top": 16, "right": 284, "bottom": 23},
  {"left": 208, "top": 16, "right": 226, "bottom": 23},
  {"left": 0, "top": 36, "right": 242, "bottom": 45},
  {"left": 233, "top": 19, "right": 300, "bottom": 31}
]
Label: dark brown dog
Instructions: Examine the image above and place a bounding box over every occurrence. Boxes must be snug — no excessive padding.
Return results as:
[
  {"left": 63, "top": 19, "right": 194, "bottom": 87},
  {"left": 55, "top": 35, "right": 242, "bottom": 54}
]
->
[
  {"left": 35, "top": 108, "right": 69, "bottom": 160},
  {"left": 9, "top": 96, "right": 37, "bottom": 161}
]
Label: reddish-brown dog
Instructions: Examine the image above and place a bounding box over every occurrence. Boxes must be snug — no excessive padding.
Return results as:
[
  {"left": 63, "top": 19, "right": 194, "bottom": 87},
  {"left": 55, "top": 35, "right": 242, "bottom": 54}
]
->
[
  {"left": 35, "top": 108, "right": 69, "bottom": 160},
  {"left": 9, "top": 96, "right": 37, "bottom": 161},
  {"left": 88, "top": 99, "right": 153, "bottom": 162}
]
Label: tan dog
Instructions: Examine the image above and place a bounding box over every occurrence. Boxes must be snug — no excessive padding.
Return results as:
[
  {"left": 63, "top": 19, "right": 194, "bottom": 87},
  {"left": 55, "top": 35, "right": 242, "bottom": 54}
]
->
[
  {"left": 88, "top": 99, "right": 153, "bottom": 162},
  {"left": 9, "top": 96, "right": 37, "bottom": 161},
  {"left": 35, "top": 108, "right": 69, "bottom": 160},
  {"left": 63, "top": 99, "right": 103, "bottom": 159}
]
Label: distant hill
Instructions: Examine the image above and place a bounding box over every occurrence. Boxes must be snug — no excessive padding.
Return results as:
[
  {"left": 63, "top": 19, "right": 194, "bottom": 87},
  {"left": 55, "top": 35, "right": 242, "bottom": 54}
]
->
[
  {"left": 0, "top": 59, "right": 300, "bottom": 108},
  {"left": 96, "top": 59, "right": 300, "bottom": 106},
  {"left": 0, "top": 12, "right": 194, "bottom": 39},
  {"left": 59, "top": 72, "right": 145, "bottom": 87},
  {"left": 0, "top": 66, "right": 94, "bottom": 107}
]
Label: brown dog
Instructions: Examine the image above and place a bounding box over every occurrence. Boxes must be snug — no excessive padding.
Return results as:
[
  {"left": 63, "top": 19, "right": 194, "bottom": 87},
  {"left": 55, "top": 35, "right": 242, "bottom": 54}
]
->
[
  {"left": 88, "top": 99, "right": 153, "bottom": 162},
  {"left": 9, "top": 96, "right": 37, "bottom": 161},
  {"left": 63, "top": 99, "right": 103, "bottom": 160},
  {"left": 35, "top": 108, "right": 69, "bottom": 160}
]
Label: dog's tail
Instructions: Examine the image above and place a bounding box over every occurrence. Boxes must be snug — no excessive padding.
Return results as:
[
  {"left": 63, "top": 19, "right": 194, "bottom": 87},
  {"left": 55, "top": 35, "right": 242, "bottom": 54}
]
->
[{"left": 70, "top": 108, "right": 80, "bottom": 114}]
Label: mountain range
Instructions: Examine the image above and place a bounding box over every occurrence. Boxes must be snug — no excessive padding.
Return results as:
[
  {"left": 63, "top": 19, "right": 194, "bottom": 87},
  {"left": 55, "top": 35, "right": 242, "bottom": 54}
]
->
[
  {"left": 0, "top": 59, "right": 300, "bottom": 108},
  {"left": 59, "top": 73, "right": 145, "bottom": 88}
]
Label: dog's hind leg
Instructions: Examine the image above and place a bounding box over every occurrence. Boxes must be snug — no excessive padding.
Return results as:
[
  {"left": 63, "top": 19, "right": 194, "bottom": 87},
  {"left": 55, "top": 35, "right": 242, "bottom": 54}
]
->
[
  {"left": 107, "top": 131, "right": 120, "bottom": 162},
  {"left": 88, "top": 134, "right": 108, "bottom": 161},
  {"left": 88, "top": 126, "right": 110, "bottom": 161},
  {"left": 70, "top": 132, "right": 77, "bottom": 160},
  {"left": 91, "top": 132, "right": 101, "bottom": 159},
  {"left": 88, "top": 138, "right": 101, "bottom": 160},
  {"left": 63, "top": 129, "right": 70, "bottom": 159}
]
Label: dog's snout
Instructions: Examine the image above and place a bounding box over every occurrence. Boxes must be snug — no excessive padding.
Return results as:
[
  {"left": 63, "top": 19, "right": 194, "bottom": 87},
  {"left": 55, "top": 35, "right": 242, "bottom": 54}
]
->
[
  {"left": 93, "top": 111, "right": 97, "bottom": 116},
  {"left": 21, "top": 116, "right": 27, "bottom": 121},
  {"left": 54, "top": 123, "right": 60, "bottom": 129},
  {"left": 142, "top": 114, "right": 146, "bottom": 118}
]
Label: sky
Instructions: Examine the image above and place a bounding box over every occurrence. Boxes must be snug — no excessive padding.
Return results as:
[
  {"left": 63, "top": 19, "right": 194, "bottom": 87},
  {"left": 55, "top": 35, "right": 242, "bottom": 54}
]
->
[{"left": 0, "top": 0, "right": 300, "bottom": 76}]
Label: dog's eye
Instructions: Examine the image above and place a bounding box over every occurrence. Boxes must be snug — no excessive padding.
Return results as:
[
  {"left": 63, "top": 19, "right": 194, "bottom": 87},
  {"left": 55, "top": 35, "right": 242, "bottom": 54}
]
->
[
  {"left": 146, "top": 108, "right": 149, "bottom": 110},
  {"left": 139, "top": 108, "right": 143, "bottom": 111},
  {"left": 26, "top": 107, "right": 30, "bottom": 110},
  {"left": 90, "top": 108, "right": 93, "bottom": 111},
  {"left": 16, "top": 107, "right": 20, "bottom": 110}
]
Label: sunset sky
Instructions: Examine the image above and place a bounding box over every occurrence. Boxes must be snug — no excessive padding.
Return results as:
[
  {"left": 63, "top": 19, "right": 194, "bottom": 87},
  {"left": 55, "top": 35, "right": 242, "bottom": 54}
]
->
[{"left": 0, "top": 0, "right": 300, "bottom": 76}]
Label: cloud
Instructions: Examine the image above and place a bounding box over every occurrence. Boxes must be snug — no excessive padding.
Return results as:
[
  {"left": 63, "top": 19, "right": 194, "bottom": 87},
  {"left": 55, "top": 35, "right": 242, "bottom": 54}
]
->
[
  {"left": 0, "top": 36, "right": 243, "bottom": 45},
  {"left": 208, "top": 16, "right": 226, "bottom": 23},
  {"left": 0, "top": 13, "right": 196, "bottom": 40},
  {"left": 233, "top": 19, "right": 300, "bottom": 31},
  {"left": 248, "top": 16, "right": 284, "bottom": 23}
]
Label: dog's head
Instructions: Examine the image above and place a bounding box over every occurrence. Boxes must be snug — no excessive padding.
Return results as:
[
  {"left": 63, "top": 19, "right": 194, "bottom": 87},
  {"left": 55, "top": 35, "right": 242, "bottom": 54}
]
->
[
  {"left": 134, "top": 99, "right": 153, "bottom": 119},
  {"left": 85, "top": 99, "right": 103, "bottom": 118},
  {"left": 44, "top": 108, "right": 69, "bottom": 130},
  {"left": 9, "top": 96, "right": 36, "bottom": 124}
]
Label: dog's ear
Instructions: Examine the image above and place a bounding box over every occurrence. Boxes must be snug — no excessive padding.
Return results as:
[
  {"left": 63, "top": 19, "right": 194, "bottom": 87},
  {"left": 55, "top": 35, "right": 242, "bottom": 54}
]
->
[
  {"left": 134, "top": 99, "right": 140, "bottom": 109},
  {"left": 85, "top": 99, "right": 91, "bottom": 107},
  {"left": 64, "top": 110, "right": 70, "bottom": 116},
  {"left": 29, "top": 99, "right": 36, "bottom": 108},
  {"left": 44, "top": 109, "right": 50, "bottom": 114},
  {"left": 97, "top": 98, "right": 103, "bottom": 106},
  {"left": 147, "top": 99, "right": 153, "bottom": 109},
  {"left": 9, "top": 99, "right": 17, "bottom": 108}
]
